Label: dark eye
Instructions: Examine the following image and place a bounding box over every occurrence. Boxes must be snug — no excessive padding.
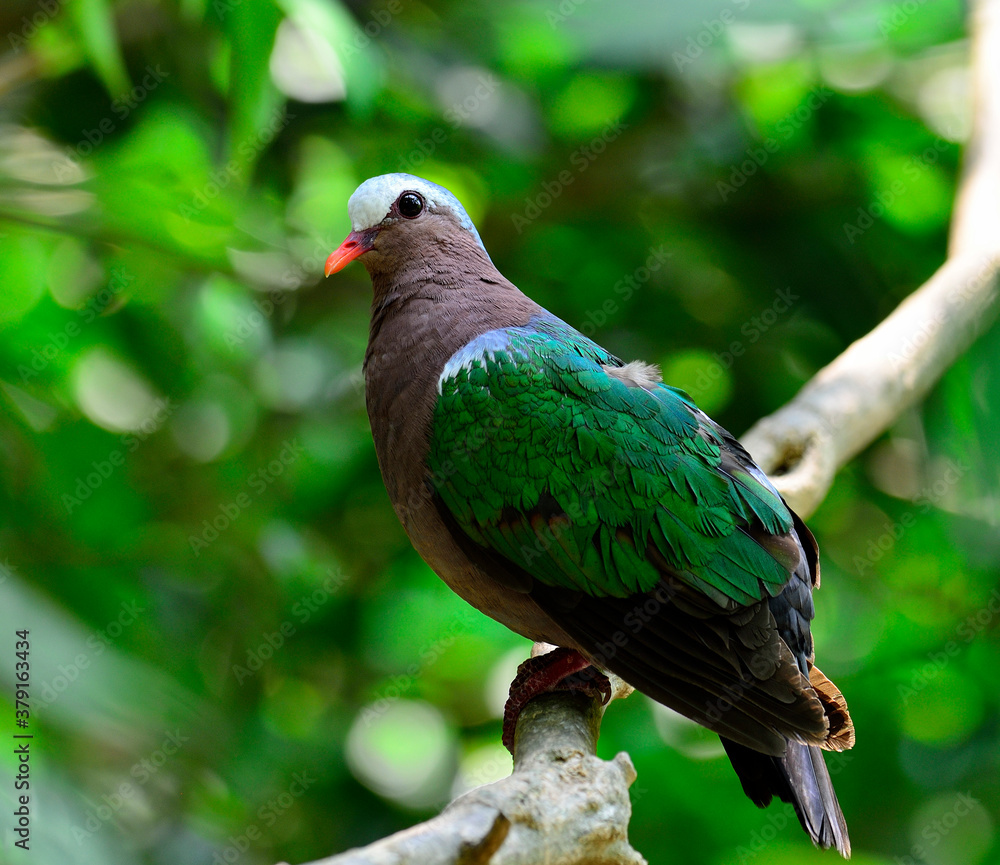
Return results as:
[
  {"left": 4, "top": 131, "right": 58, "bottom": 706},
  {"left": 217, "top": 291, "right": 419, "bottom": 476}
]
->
[{"left": 397, "top": 192, "right": 424, "bottom": 218}]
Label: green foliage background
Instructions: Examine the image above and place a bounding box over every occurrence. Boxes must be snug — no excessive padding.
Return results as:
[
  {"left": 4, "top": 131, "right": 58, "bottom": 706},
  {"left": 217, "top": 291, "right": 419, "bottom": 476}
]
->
[{"left": 1, "top": 0, "right": 998, "bottom": 863}]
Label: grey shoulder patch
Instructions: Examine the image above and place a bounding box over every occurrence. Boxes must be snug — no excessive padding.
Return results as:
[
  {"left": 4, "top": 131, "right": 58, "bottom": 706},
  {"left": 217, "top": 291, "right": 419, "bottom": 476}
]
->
[{"left": 437, "top": 328, "right": 514, "bottom": 392}]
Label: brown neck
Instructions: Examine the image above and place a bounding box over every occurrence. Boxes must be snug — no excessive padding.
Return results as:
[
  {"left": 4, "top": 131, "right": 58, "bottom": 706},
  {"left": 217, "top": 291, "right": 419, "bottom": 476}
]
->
[{"left": 361, "top": 223, "right": 541, "bottom": 512}]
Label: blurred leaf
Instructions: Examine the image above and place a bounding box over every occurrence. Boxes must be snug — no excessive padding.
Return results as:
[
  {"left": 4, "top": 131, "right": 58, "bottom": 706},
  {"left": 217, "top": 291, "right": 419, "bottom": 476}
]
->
[
  {"left": 222, "top": 0, "right": 285, "bottom": 178},
  {"left": 0, "top": 230, "right": 50, "bottom": 326},
  {"left": 67, "top": 0, "right": 131, "bottom": 95}
]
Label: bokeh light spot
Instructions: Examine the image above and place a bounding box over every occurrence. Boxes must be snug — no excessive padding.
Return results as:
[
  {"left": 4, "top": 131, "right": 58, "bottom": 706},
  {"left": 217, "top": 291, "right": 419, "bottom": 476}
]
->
[{"left": 346, "top": 700, "right": 455, "bottom": 809}]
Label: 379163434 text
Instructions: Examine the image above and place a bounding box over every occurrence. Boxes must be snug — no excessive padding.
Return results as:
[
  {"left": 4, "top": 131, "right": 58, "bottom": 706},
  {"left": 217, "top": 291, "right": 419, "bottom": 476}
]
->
[{"left": 13, "top": 629, "right": 31, "bottom": 851}]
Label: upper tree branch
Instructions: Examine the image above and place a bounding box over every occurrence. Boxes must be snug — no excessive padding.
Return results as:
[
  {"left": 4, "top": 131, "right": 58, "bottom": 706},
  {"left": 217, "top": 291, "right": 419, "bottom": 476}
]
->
[{"left": 741, "top": 0, "right": 1000, "bottom": 518}]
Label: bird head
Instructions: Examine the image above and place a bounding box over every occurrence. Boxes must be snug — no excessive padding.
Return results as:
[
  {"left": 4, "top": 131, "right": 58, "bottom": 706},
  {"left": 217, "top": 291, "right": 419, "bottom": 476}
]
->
[{"left": 324, "top": 173, "right": 492, "bottom": 277}]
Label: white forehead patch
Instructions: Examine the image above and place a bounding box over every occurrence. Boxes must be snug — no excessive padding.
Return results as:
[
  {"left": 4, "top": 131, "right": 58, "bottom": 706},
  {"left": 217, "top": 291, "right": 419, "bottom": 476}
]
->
[{"left": 346, "top": 173, "right": 489, "bottom": 256}]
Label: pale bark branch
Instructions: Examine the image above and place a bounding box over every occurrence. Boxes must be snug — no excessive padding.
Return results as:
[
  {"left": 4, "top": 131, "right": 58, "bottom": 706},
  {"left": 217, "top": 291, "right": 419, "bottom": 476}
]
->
[
  {"left": 290, "top": 651, "right": 644, "bottom": 865},
  {"left": 741, "top": 0, "right": 1000, "bottom": 518},
  {"left": 950, "top": 0, "right": 1000, "bottom": 258}
]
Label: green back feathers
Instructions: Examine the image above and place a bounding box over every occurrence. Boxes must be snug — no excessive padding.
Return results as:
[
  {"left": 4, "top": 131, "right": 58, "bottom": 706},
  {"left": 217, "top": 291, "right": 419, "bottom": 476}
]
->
[{"left": 428, "top": 315, "right": 794, "bottom": 607}]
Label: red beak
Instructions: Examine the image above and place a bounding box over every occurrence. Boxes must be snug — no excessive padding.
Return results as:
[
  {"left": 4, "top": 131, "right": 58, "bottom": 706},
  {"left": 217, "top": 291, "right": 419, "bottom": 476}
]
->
[{"left": 325, "top": 227, "right": 379, "bottom": 275}]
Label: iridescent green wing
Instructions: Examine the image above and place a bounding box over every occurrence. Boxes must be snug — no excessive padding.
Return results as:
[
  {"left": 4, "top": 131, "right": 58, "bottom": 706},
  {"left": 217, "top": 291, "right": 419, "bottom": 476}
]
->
[{"left": 428, "top": 315, "right": 794, "bottom": 606}]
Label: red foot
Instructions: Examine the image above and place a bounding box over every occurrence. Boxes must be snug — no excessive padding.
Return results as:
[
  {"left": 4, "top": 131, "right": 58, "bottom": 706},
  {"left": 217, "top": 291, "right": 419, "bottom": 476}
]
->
[{"left": 502, "top": 648, "right": 612, "bottom": 753}]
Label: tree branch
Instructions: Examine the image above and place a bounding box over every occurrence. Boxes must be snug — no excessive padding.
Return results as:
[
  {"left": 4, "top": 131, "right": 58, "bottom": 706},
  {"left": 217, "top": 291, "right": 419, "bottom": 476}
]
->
[
  {"left": 291, "top": 647, "right": 643, "bottom": 865},
  {"left": 740, "top": 253, "right": 999, "bottom": 518},
  {"left": 950, "top": 0, "right": 1000, "bottom": 258},
  {"left": 740, "top": 0, "right": 1000, "bottom": 518}
]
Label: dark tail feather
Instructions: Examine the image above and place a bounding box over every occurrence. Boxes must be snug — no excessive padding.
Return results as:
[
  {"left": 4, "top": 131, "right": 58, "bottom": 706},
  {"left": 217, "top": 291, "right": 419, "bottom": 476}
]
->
[{"left": 721, "top": 737, "right": 851, "bottom": 858}]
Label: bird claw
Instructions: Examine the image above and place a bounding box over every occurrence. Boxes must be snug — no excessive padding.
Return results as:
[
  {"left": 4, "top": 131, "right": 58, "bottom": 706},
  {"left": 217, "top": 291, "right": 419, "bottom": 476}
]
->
[{"left": 501, "top": 647, "right": 612, "bottom": 753}]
